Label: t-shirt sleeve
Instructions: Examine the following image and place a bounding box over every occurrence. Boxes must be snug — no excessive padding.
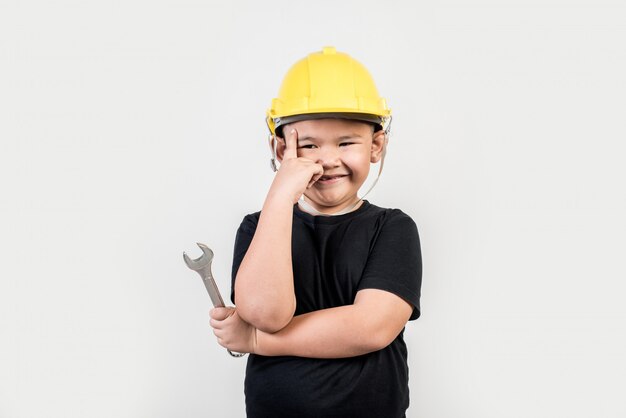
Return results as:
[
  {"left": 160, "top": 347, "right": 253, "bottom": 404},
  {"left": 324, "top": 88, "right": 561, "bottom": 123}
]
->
[
  {"left": 358, "top": 210, "right": 422, "bottom": 320},
  {"left": 230, "top": 214, "right": 258, "bottom": 304}
]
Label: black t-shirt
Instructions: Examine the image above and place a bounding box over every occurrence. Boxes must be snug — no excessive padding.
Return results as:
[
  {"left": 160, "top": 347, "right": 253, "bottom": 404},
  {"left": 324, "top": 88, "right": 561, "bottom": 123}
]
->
[{"left": 230, "top": 200, "right": 422, "bottom": 418}]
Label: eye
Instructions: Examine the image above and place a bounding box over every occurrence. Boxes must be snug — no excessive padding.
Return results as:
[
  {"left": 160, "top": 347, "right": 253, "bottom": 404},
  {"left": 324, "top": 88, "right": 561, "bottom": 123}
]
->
[
  {"left": 339, "top": 142, "right": 354, "bottom": 147},
  {"left": 299, "top": 144, "right": 317, "bottom": 149}
]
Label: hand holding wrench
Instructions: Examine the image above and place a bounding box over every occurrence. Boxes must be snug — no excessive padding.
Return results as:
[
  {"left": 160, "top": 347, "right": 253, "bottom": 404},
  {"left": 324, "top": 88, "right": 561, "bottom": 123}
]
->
[{"left": 183, "top": 243, "right": 246, "bottom": 358}]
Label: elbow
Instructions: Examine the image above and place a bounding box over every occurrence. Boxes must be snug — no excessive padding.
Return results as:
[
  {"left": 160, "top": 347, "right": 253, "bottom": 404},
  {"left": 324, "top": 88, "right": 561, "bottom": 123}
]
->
[
  {"left": 253, "top": 316, "right": 292, "bottom": 334},
  {"left": 236, "top": 299, "right": 296, "bottom": 334}
]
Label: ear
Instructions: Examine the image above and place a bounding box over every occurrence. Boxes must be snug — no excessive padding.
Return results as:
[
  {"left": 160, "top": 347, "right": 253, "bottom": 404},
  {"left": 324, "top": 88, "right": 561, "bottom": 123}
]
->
[
  {"left": 274, "top": 135, "right": 287, "bottom": 162},
  {"left": 370, "top": 130, "right": 387, "bottom": 163}
]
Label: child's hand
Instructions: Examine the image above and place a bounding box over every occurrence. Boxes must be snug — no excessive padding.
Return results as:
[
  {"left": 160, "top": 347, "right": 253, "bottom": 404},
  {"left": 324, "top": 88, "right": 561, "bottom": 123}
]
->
[
  {"left": 209, "top": 307, "right": 257, "bottom": 354},
  {"left": 270, "top": 128, "right": 324, "bottom": 204}
]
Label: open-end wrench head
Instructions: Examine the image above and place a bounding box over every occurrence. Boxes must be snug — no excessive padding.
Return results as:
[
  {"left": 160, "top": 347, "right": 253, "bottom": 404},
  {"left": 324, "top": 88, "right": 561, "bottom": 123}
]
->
[{"left": 183, "top": 242, "right": 214, "bottom": 271}]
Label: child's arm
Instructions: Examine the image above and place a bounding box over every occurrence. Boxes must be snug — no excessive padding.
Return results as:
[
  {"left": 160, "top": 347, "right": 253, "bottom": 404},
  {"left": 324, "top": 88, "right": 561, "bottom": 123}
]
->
[
  {"left": 211, "top": 289, "right": 413, "bottom": 358},
  {"left": 234, "top": 128, "right": 323, "bottom": 333}
]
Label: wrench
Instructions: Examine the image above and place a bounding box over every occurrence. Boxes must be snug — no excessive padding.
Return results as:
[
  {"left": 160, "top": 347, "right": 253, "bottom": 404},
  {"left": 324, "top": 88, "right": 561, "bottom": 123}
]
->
[{"left": 183, "top": 242, "right": 246, "bottom": 358}]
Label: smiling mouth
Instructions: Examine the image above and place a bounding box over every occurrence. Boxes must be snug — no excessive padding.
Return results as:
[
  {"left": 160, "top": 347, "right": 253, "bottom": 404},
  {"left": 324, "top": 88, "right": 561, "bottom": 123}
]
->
[
  {"left": 317, "top": 174, "right": 348, "bottom": 185},
  {"left": 319, "top": 174, "right": 347, "bottom": 181}
]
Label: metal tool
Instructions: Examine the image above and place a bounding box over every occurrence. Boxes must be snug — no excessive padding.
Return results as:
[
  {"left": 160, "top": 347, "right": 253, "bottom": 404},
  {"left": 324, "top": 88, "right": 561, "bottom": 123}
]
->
[{"left": 183, "top": 242, "right": 246, "bottom": 358}]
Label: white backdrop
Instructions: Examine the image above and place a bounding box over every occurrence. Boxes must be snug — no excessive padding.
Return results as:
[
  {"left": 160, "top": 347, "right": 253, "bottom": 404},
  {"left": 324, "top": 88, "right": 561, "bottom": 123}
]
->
[{"left": 1, "top": 1, "right": 625, "bottom": 417}]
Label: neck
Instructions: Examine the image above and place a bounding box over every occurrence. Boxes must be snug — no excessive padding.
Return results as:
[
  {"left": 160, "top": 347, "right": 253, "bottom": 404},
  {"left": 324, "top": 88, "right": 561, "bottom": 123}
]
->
[{"left": 297, "top": 197, "right": 363, "bottom": 217}]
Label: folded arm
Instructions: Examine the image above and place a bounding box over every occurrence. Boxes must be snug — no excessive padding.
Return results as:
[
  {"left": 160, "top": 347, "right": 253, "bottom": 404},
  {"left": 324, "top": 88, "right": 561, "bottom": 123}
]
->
[{"left": 211, "top": 289, "right": 413, "bottom": 358}]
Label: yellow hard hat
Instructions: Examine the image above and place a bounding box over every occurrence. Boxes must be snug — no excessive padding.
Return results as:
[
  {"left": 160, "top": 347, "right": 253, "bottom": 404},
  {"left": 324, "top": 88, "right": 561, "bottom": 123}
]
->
[{"left": 266, "top": 46, "right": 391, "bottom": 137}]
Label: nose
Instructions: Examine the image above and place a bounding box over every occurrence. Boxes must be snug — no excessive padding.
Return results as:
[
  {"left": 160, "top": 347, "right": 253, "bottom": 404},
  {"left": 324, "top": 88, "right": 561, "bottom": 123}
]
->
[{"left": 316, "top": 146, "right": 341, "bottom": 168}]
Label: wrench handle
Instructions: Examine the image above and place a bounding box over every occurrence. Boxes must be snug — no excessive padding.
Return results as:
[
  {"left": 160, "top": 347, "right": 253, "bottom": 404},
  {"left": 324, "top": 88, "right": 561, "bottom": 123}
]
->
[{"left": 202, "top": 272, "right": 225, "bottom": 308}]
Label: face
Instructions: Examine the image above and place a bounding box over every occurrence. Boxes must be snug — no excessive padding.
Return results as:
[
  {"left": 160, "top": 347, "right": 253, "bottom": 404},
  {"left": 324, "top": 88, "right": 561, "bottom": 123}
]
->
[{"left": 277, "top": 118, "right": 386, "bottom": 214}]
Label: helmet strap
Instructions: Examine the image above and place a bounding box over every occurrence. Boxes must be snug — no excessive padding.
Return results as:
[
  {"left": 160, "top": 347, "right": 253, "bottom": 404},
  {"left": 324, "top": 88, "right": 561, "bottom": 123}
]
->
[{"left": 268, "top": 134, "right": 279, "bottom": 172}]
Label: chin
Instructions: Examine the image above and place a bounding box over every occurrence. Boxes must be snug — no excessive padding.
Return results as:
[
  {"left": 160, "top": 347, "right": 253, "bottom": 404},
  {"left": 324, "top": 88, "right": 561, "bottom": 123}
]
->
[{"left": 306, "top": 194, "right": 357, "bottom": 208}]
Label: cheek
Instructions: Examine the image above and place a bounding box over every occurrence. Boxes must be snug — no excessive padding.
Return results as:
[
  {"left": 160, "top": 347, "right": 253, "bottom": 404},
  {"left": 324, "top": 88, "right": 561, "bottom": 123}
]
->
[{"left": 342, "top": 151, "right": 372, "bottom": 174}]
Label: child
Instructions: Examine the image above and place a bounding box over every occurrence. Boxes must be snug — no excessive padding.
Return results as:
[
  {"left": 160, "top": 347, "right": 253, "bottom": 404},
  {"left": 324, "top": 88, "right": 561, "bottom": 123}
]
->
[{"left": 209, "top": 46, "right": 422, "bottom": 418}]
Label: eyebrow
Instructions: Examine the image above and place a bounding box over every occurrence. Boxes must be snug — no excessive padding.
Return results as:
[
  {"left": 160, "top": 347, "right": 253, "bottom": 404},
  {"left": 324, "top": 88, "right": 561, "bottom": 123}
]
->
[{"left": 298, "top": 133, "right": 363, "bottom": 142}]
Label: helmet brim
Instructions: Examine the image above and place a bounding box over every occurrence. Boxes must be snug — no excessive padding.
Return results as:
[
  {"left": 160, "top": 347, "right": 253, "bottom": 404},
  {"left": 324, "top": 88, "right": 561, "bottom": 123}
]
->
[{"left": 274, "top": 112, "right": 385, "bottom": 137}]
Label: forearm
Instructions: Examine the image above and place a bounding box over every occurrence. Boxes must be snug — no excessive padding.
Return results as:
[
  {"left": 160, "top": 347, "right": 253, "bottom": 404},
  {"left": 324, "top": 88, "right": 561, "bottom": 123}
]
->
[
  {"left": 255, "top": 305, "right": 391, "bottom": 358},
  {"left": 234, "top": 191, "right": 296, "bottom": 332}
]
